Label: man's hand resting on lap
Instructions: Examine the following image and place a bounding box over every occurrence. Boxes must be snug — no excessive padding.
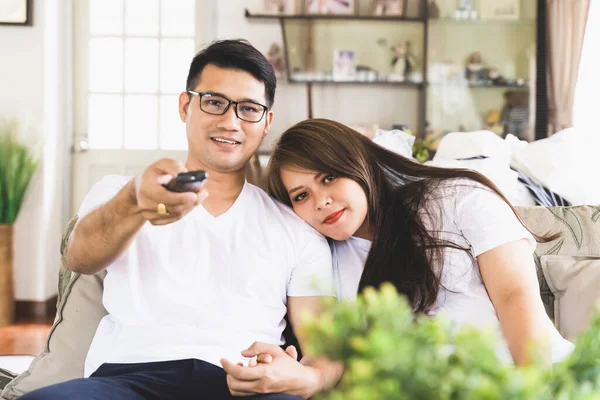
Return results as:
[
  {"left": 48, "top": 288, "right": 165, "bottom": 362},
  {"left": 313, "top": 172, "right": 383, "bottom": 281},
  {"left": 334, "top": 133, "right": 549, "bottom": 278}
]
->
[{"left": 220, "top": 343, "right": 321, "bottom": 399}]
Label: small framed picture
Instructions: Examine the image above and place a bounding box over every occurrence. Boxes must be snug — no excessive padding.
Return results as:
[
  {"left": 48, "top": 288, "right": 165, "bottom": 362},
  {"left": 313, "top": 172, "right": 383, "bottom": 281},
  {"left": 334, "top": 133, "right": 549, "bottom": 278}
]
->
[
  {"left": 307, "top": 0, "right": 356, "bottom": 15},
  {"left": 0, "top": 0, "right": 32, "bottom": 26},
  {"left": 480, "top": 0, "right": 520, "bottom": 20},
  {"left": 372, "top": 0, "right": 407, "bottom": 17},
  {"left": 333, "top": 50, "right": 356, "bottom": 80}
]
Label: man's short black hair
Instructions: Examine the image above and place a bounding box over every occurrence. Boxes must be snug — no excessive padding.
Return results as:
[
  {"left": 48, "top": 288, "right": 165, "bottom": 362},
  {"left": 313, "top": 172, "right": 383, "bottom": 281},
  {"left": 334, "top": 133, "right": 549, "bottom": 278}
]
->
[{"left": 186, "top": 39, "right": 276, "bottom": 108}]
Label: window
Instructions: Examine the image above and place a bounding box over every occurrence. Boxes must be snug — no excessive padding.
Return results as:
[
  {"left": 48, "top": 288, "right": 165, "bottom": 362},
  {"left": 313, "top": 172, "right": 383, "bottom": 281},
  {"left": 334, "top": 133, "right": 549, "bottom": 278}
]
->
[
  {"left": 573, "top": 1, "right": 599, "bottom": 136},
  {"left": 87, "top": 0, "right": 195, "bottom": 150}
]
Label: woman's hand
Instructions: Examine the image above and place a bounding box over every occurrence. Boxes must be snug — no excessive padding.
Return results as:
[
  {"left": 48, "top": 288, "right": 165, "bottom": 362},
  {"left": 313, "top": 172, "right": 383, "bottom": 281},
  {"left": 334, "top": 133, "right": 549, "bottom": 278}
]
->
[{"left": 220, "top": 343, "right": 320, "bottom": 398}]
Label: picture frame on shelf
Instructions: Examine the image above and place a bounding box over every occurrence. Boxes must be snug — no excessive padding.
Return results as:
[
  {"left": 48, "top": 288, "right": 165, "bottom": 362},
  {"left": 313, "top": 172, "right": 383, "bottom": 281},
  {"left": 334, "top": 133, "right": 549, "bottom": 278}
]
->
[
  {"left": 480, "top": 0, "right": 520, "bottom": 20},
  {"left": 333, "top": 50, "right": 356, "bottom": 81},
  {"left": 372, "top": 0, "right": 407, "bottom": 17},
  {"left": 0, "top": 0, "right": 31, "bottom": 26},
  {"left": 306, "top": 0, "right": 356, "bottom": 15},
  {"left": 263, "top": 0, "right": 296, "bottom": 15}
]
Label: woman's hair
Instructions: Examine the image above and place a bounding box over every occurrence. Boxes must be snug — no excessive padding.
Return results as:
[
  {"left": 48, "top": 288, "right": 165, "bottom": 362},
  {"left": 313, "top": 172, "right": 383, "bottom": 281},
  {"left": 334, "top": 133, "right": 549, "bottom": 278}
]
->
[{"left": 265, "top": 118, "right": 555, "bottom": 314}]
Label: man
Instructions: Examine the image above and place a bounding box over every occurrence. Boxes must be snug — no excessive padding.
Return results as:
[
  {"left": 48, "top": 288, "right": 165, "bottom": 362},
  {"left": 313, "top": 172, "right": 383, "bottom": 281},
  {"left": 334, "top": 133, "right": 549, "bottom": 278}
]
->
[{"left": 22, "top": 39, "right": 342, "bottom": 399}]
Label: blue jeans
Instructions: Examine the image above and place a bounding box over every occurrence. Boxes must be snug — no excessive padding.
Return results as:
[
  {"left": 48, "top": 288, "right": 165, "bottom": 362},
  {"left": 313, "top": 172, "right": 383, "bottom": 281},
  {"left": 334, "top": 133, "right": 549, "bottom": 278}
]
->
[{"left": 20, "top": 359, "right": 303, "bottom": 399}]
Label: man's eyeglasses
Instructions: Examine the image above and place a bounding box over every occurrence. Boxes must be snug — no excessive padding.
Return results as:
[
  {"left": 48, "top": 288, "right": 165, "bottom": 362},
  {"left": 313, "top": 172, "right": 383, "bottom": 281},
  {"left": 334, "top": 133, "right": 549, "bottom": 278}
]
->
[{"left": 187, "top": 91, "right": 269, "bottom": 123}]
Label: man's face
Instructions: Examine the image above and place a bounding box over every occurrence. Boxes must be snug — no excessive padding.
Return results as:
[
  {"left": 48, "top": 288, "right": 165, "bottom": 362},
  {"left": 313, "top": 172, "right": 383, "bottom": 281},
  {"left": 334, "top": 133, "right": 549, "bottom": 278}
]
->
[{"left": 179, "top": 64, "right": 274, "bottom": 173}]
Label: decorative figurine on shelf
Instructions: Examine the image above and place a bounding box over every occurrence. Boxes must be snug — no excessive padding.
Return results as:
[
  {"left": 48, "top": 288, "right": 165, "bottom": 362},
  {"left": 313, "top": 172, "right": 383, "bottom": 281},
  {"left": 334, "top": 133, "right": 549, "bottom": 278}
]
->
[
  {"left": 267, "top": 43, "right": 286, "bottom": 78},
  {"left": 263, "top": 0, "right": 284, "bottom": 14},
  {"left": 465, "top": 52, "right": 485, "bottom": 83},
  {"left": 453, "top": 0, "right": 478, "bottom": 20},
  {"left": 264, "top": 0, "right": 295, "bottom": 14},
  {"left": 356, "top": 65, "right": 378, "bottom": 82},
  {"left": 306, "top": 0, "right": 328, "bottom": 14},
  {"left": 390, "top": 40, "right": 417, "bottom": 82},
  {"left": 333, "top": 50, "right": 356, "bottom": 81},
  {"left": 486, "top": 67, "right": 505, "bottom": 85},
  {"left": 501, "top": 90, "right": 529, "bottom": 139},
  {"left": 428, "top": 1, "right": 440, "bottom": 18},
  {"left": 372, "top": 0, "right": 406, "bottom": 16},
  {"left": 373, "top": 0, "right": 385, "bottom": 15},
  {"left": 405, "top": 41, "right": 422, "bottom": 83}
]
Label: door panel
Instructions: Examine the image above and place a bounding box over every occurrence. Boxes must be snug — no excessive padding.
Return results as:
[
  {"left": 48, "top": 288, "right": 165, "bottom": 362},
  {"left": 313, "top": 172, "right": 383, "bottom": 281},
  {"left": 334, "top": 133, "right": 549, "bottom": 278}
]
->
[{"left": 72, "top": 0, "right": 214, "bottom": 215}]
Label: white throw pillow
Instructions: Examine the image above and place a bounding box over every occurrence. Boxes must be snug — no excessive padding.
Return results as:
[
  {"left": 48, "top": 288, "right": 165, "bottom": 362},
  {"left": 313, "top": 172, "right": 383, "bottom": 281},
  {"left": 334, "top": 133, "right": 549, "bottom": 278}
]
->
[
  {"left": 372, "top": 129, "right": 415, "bottom": 159},
  {"left": 504, "top": 134, "right": 529, "bottom": 159},
  {"left": 433, "top": 130, "right": 511, "bottom": 165},
  {"left": 511, "top": 128, "right": 600, "bottom": 205},
  {"left": 541, "top": 255, "right": 600, "bottom": 341},
  {"left": 424, "top": 157, "right": 536, "bottom": 206}
]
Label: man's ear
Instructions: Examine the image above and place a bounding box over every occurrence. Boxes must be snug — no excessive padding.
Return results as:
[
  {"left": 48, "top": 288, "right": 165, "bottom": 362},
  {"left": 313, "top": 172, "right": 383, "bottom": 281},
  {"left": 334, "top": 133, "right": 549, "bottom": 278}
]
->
[
  {"left": 263, "top": 110, "right": 275, "bottom": 137},
  {"left": 179, "top": 92, "right": 190, "bottom": 122}
]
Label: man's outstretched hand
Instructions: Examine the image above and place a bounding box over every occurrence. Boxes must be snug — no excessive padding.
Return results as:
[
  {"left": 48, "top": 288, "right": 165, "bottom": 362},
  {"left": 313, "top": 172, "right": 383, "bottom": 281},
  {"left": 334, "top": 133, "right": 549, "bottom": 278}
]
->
[
  {"left": 220, "top": 342, "right": 321, "bottom": 398},
  {"left": 134, "top": 158, "right": 208, "bottom": 226}
]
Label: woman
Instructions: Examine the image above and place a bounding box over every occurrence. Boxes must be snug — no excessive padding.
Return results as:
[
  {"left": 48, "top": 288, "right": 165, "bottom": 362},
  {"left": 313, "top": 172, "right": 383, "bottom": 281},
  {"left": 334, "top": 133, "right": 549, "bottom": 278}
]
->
[{"left": 265, "top": 118, "right": 573, "bottom": 366}]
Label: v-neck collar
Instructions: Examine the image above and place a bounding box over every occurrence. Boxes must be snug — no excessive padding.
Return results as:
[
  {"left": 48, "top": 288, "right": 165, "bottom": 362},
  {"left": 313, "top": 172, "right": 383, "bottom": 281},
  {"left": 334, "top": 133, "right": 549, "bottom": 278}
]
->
[{"left": 195, "top": 181, "right": 249, "bottom": 224}]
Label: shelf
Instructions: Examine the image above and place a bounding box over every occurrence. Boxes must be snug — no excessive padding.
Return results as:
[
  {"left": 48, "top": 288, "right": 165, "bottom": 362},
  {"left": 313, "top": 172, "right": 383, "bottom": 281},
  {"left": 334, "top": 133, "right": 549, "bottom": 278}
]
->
[
  {"left": 428, "top": 18, "right": 536, "bottom": 26},
  {"left": 467, "top": 83, "right": 529, "bottom": 89},
  {"left": 427, "top": 82, "right": 529, "bottom": 89},
  {"left": 289, "top": 77, "right": 423, "bottom": 87},
  {"left": 245, "top": 9, "right": 425, "bottom": 23},
  {"left": 287, "top": 79, "right": 525, "bottom": 89}
]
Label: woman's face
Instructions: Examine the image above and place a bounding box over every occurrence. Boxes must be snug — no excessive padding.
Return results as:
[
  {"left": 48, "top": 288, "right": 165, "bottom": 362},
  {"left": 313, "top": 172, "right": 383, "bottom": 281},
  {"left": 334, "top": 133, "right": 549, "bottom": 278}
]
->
[{"left": 280, "top": 166, "right": 370, "bottom": 241}]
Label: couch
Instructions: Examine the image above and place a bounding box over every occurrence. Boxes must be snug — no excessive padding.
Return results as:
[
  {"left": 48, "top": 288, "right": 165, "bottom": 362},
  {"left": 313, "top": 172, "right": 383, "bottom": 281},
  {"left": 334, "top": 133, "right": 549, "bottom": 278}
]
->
[{"left": 1, "top": 205, "right": 599, "bottom": 399}]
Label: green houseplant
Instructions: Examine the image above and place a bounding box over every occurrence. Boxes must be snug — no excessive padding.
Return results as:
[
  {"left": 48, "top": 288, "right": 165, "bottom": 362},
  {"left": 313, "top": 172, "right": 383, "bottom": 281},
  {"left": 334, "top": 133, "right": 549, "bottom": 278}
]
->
[
  {"left": 0, "top": 119, "right": 39, "bottom": 325},
  {"left": 302, "top": 283, "right": 600, "bottom": 400}
]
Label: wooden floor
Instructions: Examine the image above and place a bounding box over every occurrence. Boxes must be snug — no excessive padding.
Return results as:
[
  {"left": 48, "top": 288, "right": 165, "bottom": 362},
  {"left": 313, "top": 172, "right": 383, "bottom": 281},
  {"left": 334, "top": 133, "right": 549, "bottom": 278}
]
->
[{"left": 0, "top": 315, "right": 54, "bottom": 356}]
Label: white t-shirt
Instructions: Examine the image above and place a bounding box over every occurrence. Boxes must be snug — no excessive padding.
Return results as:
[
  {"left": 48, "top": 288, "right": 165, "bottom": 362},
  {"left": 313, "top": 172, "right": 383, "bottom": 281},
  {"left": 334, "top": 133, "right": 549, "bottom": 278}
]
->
[
  {"left": 78, "top": 175, "right": 333, "bottom": 377},
  {"left": 331, "top": 179, "right": 574, "bottom": 364}
]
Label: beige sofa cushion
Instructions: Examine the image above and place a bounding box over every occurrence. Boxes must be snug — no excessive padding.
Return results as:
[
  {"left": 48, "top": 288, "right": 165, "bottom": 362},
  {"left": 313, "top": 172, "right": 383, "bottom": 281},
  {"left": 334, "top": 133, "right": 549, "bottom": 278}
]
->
[
  {"left": 1, "top": 217, "right": 108, "bottom": 400},
  {"left": 515, "top": 205, "right": 600, "bottom": 320},
  {"left": 541, "top": 255, "right": 600, "bottom": 341},
  {"left": 0, "top": 369, "right": 15, "bottom": 393}
]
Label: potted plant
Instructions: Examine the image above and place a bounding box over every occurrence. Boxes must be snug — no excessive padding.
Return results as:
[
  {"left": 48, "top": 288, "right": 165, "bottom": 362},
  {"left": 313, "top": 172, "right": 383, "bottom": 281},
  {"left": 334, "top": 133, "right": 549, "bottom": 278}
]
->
[
  {"left": 0, "top": 119, "right": 38, "bottom": 326},
  {"left": 302, "top": 283, "right": 600, "bottom": 399}
]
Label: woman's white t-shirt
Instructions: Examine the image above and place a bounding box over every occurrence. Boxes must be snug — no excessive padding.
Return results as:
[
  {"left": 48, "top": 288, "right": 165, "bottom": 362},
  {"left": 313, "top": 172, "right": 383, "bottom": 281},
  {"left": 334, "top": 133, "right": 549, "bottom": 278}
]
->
[{"left": 331, "top": 180, "right": 574, "bottom": 364}]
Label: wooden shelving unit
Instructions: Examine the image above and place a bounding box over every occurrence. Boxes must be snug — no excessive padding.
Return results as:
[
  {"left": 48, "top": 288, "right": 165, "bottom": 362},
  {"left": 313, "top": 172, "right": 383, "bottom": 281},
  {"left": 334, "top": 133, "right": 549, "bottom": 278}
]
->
[
  {"left": 245, "top": 6, "right": 429, "bottom": 135},
  {"left": 245, "top": 1, "right": 548, "bottom": 140}
]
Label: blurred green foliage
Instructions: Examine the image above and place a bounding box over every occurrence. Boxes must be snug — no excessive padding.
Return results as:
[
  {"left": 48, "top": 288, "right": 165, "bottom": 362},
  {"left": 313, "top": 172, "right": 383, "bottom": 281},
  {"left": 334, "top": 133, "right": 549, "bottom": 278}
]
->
[
  {"left": 302, "top": 283, "right": 600, "bottom": 400},
  {"left": 0, "top": 119, "right": 39, "bottom": 224}
]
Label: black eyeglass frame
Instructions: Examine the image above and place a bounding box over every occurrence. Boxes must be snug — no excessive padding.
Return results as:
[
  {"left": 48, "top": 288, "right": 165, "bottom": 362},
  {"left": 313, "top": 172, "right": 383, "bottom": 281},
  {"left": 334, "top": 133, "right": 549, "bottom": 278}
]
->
[{"left": 187, "top": 90, "right": 269, "bottom": 123}]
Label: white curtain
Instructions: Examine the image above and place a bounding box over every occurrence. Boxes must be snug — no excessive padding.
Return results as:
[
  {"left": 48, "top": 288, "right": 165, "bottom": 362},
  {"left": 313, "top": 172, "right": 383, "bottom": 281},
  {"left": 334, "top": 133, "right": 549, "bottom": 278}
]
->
[
  {"left": 546, "top": 0, "right": 591, "bottom": 135},
  {"left": 573, "top": 0, "right": 599, "bottom": 142}
]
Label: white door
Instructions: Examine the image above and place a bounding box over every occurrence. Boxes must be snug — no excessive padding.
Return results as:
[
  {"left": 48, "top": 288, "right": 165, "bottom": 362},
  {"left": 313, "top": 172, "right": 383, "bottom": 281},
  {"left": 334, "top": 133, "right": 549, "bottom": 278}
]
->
[{"left": 72, "top": 0, "right": 215, "bottom": 215}]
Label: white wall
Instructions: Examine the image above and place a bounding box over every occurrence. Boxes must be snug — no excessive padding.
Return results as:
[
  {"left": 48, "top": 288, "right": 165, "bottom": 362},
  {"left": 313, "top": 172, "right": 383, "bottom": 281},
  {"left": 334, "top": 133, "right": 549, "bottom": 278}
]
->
[
  {"left": 218, "top": 0, "right": 420, "bottom": 152},
  {"left": 0, "top": 0, "right": 70, "bottom": 301}
]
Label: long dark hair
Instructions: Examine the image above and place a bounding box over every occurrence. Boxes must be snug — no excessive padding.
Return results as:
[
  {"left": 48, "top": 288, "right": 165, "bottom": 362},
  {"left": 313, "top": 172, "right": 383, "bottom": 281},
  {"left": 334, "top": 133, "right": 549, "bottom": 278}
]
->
[{"left": 265, "top": 119, "right": 555, "bottom": 314}]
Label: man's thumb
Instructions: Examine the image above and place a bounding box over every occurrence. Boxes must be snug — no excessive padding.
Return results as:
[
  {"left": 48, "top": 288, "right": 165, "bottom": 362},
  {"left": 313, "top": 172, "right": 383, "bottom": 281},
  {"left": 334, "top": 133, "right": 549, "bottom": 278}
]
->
[{"left": 285, "top": 345, "right": 298, "bottom": 360}]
